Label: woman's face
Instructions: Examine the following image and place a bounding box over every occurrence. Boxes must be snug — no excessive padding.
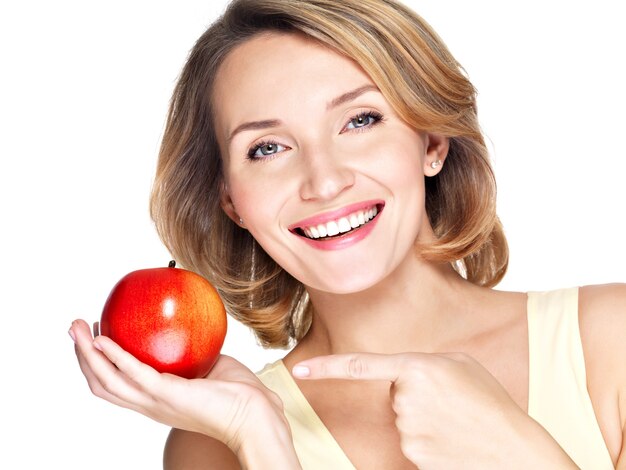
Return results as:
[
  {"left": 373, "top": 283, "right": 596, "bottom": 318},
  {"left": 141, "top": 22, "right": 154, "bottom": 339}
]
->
[{"left": 213, "top": 32, "right": 447, "bottom": 294}]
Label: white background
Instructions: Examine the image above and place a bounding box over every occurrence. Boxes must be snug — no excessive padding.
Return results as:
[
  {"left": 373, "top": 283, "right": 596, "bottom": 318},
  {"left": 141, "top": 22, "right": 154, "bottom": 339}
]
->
[{"left": 1, "top": 1, "right": 624, "bottom": 468}]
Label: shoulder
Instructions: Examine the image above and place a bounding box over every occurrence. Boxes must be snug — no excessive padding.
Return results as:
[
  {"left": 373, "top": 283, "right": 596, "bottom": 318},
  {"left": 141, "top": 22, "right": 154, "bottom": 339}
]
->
[
  {"left": 578, "top": 283, "right": 626, "bottom": 367},
  {"left": 578, "top": 284, "right": 626, "bottom": 435},
  {"left": 578, "top": 283, "right": 626, "bottom": 381},
  {"left": 579, "top": 282, "right": 626, "bottom": 312},
  {"left": 163, "top": 428, "right": 241, "bottom": 470}
]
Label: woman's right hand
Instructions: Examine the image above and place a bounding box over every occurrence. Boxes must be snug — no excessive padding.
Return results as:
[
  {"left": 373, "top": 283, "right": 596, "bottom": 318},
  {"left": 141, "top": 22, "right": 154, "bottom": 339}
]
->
[{"left": 69, "top": 319, "right": 291, "bottom": 458}]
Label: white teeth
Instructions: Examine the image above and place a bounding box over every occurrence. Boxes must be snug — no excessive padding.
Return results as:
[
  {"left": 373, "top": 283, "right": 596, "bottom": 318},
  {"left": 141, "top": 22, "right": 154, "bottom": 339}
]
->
[
  {"left": 317, "top": 224, "right": 327, "bottom": 237},
  {"left": 338, "top": 217, "right": 351, "bottom": 233},
  {"left": 300, "top": 205, "right": 380, "bottom": 240},
  {"left": 349, "top": 214, "right": 359, "bottom": 228},
  {"left": 326, "top": 221, "right": 339, "bottom": 236}
]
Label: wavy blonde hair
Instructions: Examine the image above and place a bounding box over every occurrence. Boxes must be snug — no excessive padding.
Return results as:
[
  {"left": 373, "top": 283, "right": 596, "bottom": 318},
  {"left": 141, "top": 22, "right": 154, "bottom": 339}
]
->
[{"left": 150, "top": 0, "right": 508, "bottom": 348}]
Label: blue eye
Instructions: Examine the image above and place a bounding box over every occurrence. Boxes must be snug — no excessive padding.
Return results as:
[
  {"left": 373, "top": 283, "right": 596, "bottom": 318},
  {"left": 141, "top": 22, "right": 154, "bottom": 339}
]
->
[
  {"left": 247, "top": 140, "right": 287, "bottom": 160},
  {"left": 344, "top": 111, "right": 384, "bottom": 132}
]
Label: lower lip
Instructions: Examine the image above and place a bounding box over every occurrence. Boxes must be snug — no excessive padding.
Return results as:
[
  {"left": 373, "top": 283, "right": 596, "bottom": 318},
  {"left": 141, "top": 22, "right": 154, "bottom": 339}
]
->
[{"left": 295, "top": 210, "right": 382, "bottom": 251}]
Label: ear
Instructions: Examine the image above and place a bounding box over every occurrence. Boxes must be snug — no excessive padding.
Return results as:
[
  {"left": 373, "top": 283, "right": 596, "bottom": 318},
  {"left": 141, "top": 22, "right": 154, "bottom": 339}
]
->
[
  {"left": 423, "top": 133, "right": 450, "bottom": 177},
  {"left": 219, "top": 181, "right": 244, "bottom": 227}
]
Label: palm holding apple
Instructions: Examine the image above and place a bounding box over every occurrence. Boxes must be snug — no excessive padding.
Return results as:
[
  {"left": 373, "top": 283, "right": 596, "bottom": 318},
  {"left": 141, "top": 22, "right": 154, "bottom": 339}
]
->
[
  {"left": 69, "top": 261, "right": 290, "bottom": 457},
  {"left": 71, "top": 318, "right": 287, "bottom": 457}
]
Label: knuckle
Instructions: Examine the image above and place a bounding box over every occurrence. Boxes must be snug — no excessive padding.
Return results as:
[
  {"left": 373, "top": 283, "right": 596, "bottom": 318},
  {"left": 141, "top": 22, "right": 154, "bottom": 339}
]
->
[
  {"left": 88, "top": 381, "right": 106, "bottom": 399},
  {"left": 391, "top": 391, "right": 411, "bottom": 414},
  {"left": 98, "top": 376, "right": 114, "bottom": 394},
  {"left": 394, "top": 413, "right": 411, "bottom": 434},
  {"left": 93, "top": 376, "right": 117, "bottom": 399},
  {"left": 398, "top": 436, "right": 420, "bottom": 462},
  {"left": 124, "top": 360, "right": 157, "bottom": 391},
  {"left": 399, "top": 434, "right": 431, "bottom": 463},
  {"left": 346, "top": 356, "right": 366, "bottom": 378},
  {"left": 127, "top": 367, "right": 147, "bottom": 386}
]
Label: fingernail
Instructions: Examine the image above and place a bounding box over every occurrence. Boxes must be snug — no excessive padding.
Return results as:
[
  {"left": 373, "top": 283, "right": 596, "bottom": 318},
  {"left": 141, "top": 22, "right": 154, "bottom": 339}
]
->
[
  {"left": 68, "top": 327, "right": 76, "bottom": 343},
  {"left": 93, "top": 339, "right": 103, "bottom": 351},
  {"left": 292, "top": 365, "right": 310, "bottom": 378}
]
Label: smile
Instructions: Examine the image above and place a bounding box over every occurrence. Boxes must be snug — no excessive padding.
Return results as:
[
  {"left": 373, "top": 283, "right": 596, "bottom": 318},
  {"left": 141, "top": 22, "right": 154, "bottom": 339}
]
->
[
  {"left": 288, "top": 200, "right": 385, "bottom": 247},
  {"left": 297, "top": 205, "right": 379, "bottom": 239}
]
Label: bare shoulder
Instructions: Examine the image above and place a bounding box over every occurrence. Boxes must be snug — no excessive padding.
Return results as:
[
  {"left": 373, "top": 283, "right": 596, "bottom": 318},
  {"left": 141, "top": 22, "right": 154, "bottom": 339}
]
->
[
  {"left": 163, "top": 428, "right": 241, "bottom": 470},
  {"left": 579, "top": 282, "right": 626, "bottom": 311},
  {"left": 579, "top": 283, "right": 626, "bottom": 365},
  {"left": 579, "top": 283, "right": 626, "bottom": 381},
  {"left": 578, "top": 284, "right": 626, "bottom": 448}
]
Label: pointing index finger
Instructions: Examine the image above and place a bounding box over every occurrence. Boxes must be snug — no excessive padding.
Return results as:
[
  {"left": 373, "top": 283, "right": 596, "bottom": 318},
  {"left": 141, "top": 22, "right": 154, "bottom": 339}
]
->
[{"left": 293, "top": 353, "right": 405, "bottom": 382}]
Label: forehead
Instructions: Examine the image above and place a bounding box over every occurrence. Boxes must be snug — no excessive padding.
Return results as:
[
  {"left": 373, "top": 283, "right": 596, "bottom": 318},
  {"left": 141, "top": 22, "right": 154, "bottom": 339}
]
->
[{"left": 211, "top": 32, "right": 374, "bottom": 134}]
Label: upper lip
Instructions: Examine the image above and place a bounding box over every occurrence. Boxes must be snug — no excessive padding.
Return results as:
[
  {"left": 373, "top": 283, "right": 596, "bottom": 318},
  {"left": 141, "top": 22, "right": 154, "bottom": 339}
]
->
[{"left": 288, "top": 199, "right": 385, "bottom": 231}]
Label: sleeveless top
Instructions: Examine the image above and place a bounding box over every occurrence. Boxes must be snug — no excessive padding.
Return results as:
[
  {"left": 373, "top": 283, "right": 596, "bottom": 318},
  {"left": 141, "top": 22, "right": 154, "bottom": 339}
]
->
[{"left": 256, "top": 288, "right": 614, "bottom": 469}]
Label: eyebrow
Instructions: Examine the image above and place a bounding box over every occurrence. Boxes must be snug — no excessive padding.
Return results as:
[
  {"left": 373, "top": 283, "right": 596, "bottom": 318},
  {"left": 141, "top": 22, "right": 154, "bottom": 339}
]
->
[
  {"left": 227, "top": 84, "right": 379, "bottom": 143},
  {"left": 227, "top": 119, "right": 281, "bottom": 144},
  {"left": 326, "top": 84, "right": 379, "bottom": 110}
]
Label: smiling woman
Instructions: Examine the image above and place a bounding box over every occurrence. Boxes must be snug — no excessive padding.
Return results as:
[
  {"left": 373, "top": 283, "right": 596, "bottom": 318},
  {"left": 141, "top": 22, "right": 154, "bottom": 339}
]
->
[
  {"left": 153, "top": 2, "right": 506, "bottom": 347},
  {"left": 213, "top": 32, "right": 455, "bottom": 299},
  {"left": 67, "top": 0, "right": 626, "bottom": 469}
]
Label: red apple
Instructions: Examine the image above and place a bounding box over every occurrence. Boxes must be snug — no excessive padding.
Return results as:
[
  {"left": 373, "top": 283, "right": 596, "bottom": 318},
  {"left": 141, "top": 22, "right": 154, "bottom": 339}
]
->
[{"left": 99, "top": 260, "right": 227, "bottom": 379}]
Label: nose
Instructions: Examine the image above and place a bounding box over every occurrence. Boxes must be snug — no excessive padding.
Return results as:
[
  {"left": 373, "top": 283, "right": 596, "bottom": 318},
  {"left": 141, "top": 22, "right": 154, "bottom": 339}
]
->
[{"left": 298, "top": 147, "right": 355, "bottom": 201}]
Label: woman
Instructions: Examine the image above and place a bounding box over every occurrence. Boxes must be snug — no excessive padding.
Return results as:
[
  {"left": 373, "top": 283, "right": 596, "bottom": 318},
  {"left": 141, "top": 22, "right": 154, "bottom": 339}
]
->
[{"left": 69, "top": 0, "right": 626, "bottom": 468}]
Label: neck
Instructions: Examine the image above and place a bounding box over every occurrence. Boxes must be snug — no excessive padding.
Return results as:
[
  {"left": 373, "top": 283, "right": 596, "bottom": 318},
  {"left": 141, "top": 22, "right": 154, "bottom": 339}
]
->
[{"left": 299, "top": 251, "right": 481, "bottom": 356}]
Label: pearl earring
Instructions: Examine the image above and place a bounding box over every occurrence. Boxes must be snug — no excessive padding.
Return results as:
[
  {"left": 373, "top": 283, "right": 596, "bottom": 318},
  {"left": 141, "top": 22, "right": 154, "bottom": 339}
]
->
[
  {"left": 430, "top": 160, "right": 442, "bottom": 169},
  {"left": 239, "top": 217, "right": 244, "bottom": 226}
]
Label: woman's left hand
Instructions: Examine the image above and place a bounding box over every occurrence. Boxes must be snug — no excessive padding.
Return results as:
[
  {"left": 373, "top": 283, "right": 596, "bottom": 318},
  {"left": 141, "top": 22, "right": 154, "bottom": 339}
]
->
[{"left": 292, "top": 352, "right": 577, "bottom": 469}]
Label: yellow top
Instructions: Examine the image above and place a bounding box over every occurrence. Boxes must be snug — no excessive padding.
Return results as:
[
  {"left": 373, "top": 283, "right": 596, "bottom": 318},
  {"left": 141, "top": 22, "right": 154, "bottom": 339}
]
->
[
  {"left": 527, "top": 287, "right": 613, "bottom": 469},
  {"left": 257, "top": 288, "right": 613, "bottom": 469}
]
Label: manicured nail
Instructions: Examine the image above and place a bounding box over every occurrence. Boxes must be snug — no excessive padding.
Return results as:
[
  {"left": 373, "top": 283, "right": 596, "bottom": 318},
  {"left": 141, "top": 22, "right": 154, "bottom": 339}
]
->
[
  {"left": 292, "top": 365, "right": 310, "bottom": 378},
  {"left": 92, "top": 339, "right": 103, "bottom": 351},
  {"left": 68, "top": 327, "right": 76, "bottom": 343}
]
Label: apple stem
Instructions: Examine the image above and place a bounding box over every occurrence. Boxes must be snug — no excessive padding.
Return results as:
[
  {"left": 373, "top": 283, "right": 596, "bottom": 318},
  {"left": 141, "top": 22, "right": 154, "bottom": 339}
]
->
[{"left": 169, "top": 260, "right": 176, "bottom": 268}]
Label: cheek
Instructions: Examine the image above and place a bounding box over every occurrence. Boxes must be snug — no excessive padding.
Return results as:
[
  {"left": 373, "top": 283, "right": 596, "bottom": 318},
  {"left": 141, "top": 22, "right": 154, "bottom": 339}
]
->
[
  {"left": 371, "top": 136, "right": 429, "bottom": 239},
  {"left": 230, "top": 181, "right": 267, "bottom": 217},
  {"left": 366, "top": 137, "right": 426, "bottom": 194},
  {"left": 227, "top": 175, "right": 287, "bottom": 242}
]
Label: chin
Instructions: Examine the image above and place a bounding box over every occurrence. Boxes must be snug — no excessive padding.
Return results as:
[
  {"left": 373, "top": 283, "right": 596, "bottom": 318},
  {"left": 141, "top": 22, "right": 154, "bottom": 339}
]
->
[{"left": 306, "top": 270, "right": 389, "bottom": 296}]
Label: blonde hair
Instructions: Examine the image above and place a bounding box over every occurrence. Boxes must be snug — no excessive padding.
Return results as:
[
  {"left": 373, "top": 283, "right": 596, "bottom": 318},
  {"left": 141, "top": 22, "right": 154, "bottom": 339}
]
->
[{"left": 150, "top": 0, "right": 509, "bottom": 348}]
